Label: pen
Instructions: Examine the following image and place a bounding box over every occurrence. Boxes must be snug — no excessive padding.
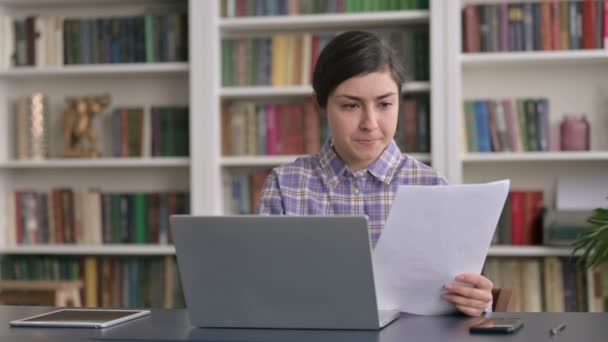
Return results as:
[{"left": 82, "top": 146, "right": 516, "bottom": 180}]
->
[{"left": 550, "top": 323, "right": 566, "bottom": 336}]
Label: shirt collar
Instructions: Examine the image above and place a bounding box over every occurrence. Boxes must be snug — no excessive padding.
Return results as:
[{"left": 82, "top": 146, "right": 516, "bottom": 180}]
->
[{"left": 318, "top": 138, "right": 404, "bottom": 187}]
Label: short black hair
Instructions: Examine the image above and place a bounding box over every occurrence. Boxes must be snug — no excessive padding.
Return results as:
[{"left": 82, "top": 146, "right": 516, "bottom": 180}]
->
[{"left": 312, "top": 31, "right": 405, "bottom": 109}]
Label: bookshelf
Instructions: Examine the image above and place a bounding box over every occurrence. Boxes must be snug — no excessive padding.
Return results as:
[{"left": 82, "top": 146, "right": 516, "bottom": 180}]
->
[
  {"left": 218, "top": 10, "right": 431, "bottom": 31},
  {"left": 0, "top": 157, "right": 189, "bottom": 168},
  {"left": 0, "top": 62, "right": 189, "bottom": 78},
  {"left": 461, "top": 49, "right": 608, "bottom": 66},
  {"left": 0, "top": 0, "right": 191, "bottom": 308},
  {"left": 0, "top": 244, "right": 572, "bottom": 257},
  {"left": 0, "top": 244, "right": 175, "bottom": 255},
  {"left": 462, "top": 151, "right": 608, "bottom": 162},
  {"left": 220, "top": 81, "right": 431, "bottom": 99},
  {"left": 221, "top": 153, "right": 432, "bottom": 167},
  {"left": 198, "top": 0, "right": 447, "bottom": 215},
  {"left": 1, "top": 244, "right": 580, "bottom": 255},
  {"left": 447, "top": 0, "right": 608, "bottom": 312}
]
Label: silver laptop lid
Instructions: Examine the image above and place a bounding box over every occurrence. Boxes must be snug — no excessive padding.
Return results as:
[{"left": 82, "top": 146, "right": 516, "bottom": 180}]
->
[{"left": 171, "top": 215, "right": 382, "bottom": 330}]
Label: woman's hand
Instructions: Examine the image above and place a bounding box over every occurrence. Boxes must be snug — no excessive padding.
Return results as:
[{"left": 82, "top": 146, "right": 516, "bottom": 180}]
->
[{"left": 443, "top": 273, "right": 493, "bottom": 316}]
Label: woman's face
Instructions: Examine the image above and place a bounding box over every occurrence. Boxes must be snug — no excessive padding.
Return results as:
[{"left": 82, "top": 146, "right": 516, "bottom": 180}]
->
[{"left": 324, "top": 69, "right": 399, "bottom": 171}]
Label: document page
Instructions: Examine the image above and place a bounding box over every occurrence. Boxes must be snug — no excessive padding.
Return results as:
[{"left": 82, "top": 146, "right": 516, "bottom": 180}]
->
[{"left": 373, "top": 180, "right": 510, "bottom": 315}]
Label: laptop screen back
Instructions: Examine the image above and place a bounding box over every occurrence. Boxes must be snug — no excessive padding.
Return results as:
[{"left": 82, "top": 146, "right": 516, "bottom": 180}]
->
[{"left": 171, "top": 215, "right": 381, "bottom": 329}]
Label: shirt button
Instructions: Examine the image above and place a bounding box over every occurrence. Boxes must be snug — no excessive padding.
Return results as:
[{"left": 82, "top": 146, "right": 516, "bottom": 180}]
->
[{"left": 354, "top": 188, "right": 360, "bottom": 195}]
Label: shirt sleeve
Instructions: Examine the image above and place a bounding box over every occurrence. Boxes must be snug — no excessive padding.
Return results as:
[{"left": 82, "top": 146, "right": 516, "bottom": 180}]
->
[{"left": 255, "top": 170, "right": 285, "bottom": 215}]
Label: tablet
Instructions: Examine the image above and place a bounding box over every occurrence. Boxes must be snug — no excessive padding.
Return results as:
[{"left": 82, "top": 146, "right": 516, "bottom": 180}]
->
[{"left": 9, "top": 308, "right": 151, "bottom": 328}]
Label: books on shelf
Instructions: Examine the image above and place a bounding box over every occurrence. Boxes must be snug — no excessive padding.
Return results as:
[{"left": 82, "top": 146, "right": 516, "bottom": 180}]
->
[
  {"left": 220, "top": 0, "right": 429, "bottom": 17},
  {"left": 222, "top": 101, "right": 325, "bottom": 156},
  {"left": 221, "top": 29, "right": 428, "bottom": 87},
  {"left": 0, "top": 13, "right": 188, "bottom": 69},
  {"left": 463, "top": 1, "right": 607, "bottom": 53},
  {"left": 397, "top": 95, "right": 430, "bottom": 153},
  {"left": 223, "top": 169, "right": 270, "bottom": 214},
  {"left": 111, "top": 106, "right": 189, "bottom": 158},
  {"left": 0, "top": 255, "right": 184, "bottom": 308},
  {"left": 463, "top": 98, "right": 551, "bottom": 153},
  {"left": 12, "top": 104, "right": 189, "bottom": 161},
  {"left": 15, "top": 93, "right": 51, "bottom": 160},
  {"left": 4, "top": 189, "right": 189, "bottom": 246},
  {"left": 485, "top": 256, "right": 588, "bottom": 312},
  {"left": 223, "top": 95, "right": 431, "bottom": 158},
  {"left": 492, "top": 190, "right": 544, "bottom": 246},
  {"left": 543, "top": 209, "right": 593, "bottom": 246}
]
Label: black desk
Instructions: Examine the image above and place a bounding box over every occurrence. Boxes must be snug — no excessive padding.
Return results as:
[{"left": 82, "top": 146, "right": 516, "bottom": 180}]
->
[{"left": 1, "top": 306, "right": 607, "bottom": 342}]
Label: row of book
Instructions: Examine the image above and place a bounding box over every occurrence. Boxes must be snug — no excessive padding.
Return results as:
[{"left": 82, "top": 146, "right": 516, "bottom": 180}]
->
[
  {"left": 0, "top": 13, "right": 188, "bottom": 69},
  {"left": 484, "top": 257, "right": 591, "bottom": 312},
  {"left": 221, "top": 29, "right": 428, "bottom": 87},
  {"left": 396, "top": 96, "right": 430, "bottom": 153},
  {"left": 463, "top": 1, "right": 608, "bottom": 53},
  {"left": 222, "top": 97, "right": 431, "bottom": 157},
  {"left": 491, "top": 190, "right": 544, "bottom": 246},
  {"left": 224, "top": 170, "right": 270, "bottom": 215},
  {"left": 463, "top": 98, "right": 551, "bottom": 153},
  {"left": 221, "top": 0, "right": 429, "bottom": 17},
  {"left": 222, "top": 101, "right": 325, "bottom": 156},
  {"left": 0, "top": 256, "right": 185, "bottom": 308},
  {"left": 4, "top": 190, "right": 189, "bottom": 246},
  {"left": 111, "top": 106, "right": 189, "bottom": 158}
]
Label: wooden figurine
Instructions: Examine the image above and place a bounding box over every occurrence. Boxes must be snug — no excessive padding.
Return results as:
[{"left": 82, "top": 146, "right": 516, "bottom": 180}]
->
[{"left": 62, "top": 95, "right": 111, "bottom": 158}]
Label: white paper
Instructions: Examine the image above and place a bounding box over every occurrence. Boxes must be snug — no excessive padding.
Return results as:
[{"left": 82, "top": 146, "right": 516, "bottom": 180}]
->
[{"left": 372, "top": 180, "right": 510, "bottom": 315}]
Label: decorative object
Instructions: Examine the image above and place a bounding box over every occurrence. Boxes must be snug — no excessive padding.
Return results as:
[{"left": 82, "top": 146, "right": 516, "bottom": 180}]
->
[
  {"left": 62, "top": 94, "right": 110, "bottom": 158},
  {"left": 560, "top": 115, "right": 590, "bottom": 151},
  {"left": 15, "top": 93, "right": 50, "bottom": 160}
]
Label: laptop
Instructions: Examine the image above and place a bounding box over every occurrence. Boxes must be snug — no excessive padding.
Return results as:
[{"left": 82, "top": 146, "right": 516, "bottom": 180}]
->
[{"left": 171, "top": 215, "right": 400, "bottom": 330}]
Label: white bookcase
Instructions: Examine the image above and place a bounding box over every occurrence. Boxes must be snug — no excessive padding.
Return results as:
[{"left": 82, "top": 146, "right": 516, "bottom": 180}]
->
[
  {"left": 194, "top": 0, "right": 448, "bottom": 215},
  {"left": 445, "top": 0, "right": 608, "bottom": 311},
  {"left": 0, "top": 0, "right": 192, "bottom": 251}
]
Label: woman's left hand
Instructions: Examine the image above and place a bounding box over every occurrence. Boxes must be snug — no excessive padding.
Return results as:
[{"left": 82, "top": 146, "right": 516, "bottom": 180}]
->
[{"left": 443, "top": 273, "right": 493, "bottom": 316}]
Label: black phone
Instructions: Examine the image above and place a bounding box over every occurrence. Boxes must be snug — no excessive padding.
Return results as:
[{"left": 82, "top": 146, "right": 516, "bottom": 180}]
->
[{"left": 469, "top": 318, "right": 524, "bottom": 334}]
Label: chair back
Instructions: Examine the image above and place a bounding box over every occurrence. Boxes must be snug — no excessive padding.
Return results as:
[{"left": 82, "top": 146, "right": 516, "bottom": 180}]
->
[{"left": 491, "top": 288, "right": 513, "bottom": 312}]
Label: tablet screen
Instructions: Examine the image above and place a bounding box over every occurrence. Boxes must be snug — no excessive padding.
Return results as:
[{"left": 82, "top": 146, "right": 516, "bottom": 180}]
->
[{"left": 21, "top": 309, "right": 144, "bottom": 323}]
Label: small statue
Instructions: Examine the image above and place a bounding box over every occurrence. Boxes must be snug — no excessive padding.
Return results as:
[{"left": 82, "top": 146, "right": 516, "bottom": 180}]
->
[{"left": 62, "top": 94, "right": 111, "bottom": 158}]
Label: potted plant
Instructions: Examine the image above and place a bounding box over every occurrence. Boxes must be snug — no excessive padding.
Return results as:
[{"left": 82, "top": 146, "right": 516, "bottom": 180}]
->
[{"left": 572, "top": 208, "right": 608, "bottom": 269}]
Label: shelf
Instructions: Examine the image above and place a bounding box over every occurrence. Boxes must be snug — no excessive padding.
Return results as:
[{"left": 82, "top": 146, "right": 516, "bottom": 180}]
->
[
  {"left": 0, "top": 157, "right": 190, "bottom": 169},
  {"left": 462, "top": 152, "right": 608, "bottom": 162},
  {"left": 0, "top": 0, "right": 176, "bottom": 6},
  {"left": 0, "top": 244, "right": 176, "bottom": 256},
  {"left": 0, "top": 245, "right": 578, "bottom": 257},
  {"left": 222, "top": 153, "right": 431, "bottom": 167},
  {"left": 488, "top": 245, "right": 579, "bottom": 257},
  {"left": 461, "top": 50, "right": 608, "bottom": 67},
  {"left": 220, "top": 11, "right": 430, "bottom": 32},
  {"left": 0, "top": 62, "right": 189, "bottom": 78},
  {"left": 220, "top": 82, "right": 431, "bottom": 99},
  {"left": 221, "top": 155, "right": 305, "bottom": 167}
]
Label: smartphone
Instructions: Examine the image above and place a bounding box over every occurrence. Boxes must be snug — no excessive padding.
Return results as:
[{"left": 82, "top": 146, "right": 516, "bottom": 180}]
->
[{"left": 469, "top": 318, "right": 524, "bottom": 334}]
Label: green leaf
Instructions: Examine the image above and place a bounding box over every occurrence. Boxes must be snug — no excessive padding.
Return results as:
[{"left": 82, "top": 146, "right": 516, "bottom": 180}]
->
[{"left": 572, "top": 208, "right": 608, "bottom": 270}]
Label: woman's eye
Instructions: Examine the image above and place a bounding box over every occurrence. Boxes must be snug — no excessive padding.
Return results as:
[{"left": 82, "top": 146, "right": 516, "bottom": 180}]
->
[
  {"left": 379, "top": 102, "right": 393, "bottom": 109},
  {"left": 342, "top": 103, "right": 358, "bottom": 110}
]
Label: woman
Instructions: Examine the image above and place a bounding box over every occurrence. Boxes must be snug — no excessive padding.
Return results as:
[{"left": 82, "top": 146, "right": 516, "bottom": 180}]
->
[{"left": 257, "top": 31, "right": 493, "bottom": 316}]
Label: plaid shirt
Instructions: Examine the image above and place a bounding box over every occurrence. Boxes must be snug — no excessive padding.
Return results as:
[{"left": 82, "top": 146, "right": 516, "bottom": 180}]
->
[{"left": 256, "top": 138, "right": 447, "bottom": 246}]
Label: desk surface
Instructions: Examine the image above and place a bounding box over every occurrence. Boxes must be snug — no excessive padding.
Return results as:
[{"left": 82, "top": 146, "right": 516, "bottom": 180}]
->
[{"left": 0, "top": 306, "right": 607, "bottom": 342}]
